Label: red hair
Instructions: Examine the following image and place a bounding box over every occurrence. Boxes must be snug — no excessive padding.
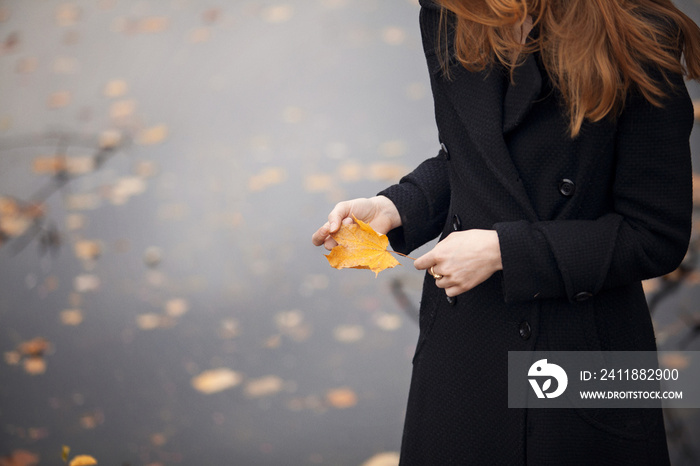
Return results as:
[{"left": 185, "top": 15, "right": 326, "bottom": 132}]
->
[{"left": 436, "top": 0, "right": 700, "bottom": 136}]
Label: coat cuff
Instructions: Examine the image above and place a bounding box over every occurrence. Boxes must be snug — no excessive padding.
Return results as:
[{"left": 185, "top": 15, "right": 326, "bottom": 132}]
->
[
  {"left": 494, "top": 220, "right": 564, "bottom": 302},
  {"left": 378, "top": 182, "right": 438, "bottom": 255},
  {"left": 494, "top": 215, "right": 622, "bottom": 303}
]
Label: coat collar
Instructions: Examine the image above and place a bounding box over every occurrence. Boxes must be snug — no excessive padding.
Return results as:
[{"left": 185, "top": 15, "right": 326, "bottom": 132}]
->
[{"left": 437, "top": 59, "right": 542, "bottom": 221}]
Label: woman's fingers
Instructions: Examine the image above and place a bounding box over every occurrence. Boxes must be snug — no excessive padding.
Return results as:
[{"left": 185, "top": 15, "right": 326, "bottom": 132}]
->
[
  {"left": 313, "top": 197, "right": 398, "bottom": 248},
  {"left": 311, "top": 222, "right": 331, "bottom": 247},
  {"left": 324, "top": 236, "right": 338, "bottom": 251},
  {"left": 313, "top": 199, "right": 369, "bottom": 247},
  {"left": 312, "top": 208, "right": 359, "bottom": 246},
  {"left": 311, "top": 216, "right": 357, "bottom": 249},
  {"left": 413, "top": 230, "right": 501, "bottom": 296},
  {"left": 432, "top": 269, "right": 452, "bottom": 286}
]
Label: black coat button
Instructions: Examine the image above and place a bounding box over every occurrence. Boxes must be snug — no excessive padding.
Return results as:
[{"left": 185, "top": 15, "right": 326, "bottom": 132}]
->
[
  {"left": 519, "top": 321, "right": 532, "bottom": 340},
  {"left": 559, "top": 179, "right": 575, "bottom": 197},
  {"left": 440, "top": 142, "right": 450, "bottom": 160},
  {"left": 446, "top": 295, "right": 457, "bottom": 306},
  {"left": 452, "top": 214, "right": 462, "bottom": 231},
  {"left": 574, "top": 291, "right": 593, "bottom": 302}
]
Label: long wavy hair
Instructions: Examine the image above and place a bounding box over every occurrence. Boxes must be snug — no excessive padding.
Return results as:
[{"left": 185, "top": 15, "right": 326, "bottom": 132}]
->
[{"left": 436, "top": 0, "right": 700, "bottom": 136}]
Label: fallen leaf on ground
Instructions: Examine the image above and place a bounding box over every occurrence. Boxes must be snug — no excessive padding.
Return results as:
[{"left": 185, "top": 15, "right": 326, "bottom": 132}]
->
[
  {"left": 368, "top": 163, "right": 408, "bottom": 182},
  {"left": 137, "top": 125, "right": 168, "bottom": 145},
  {"left": 18, "top": 337, "right": 50, "bottom": 357},
  {"left": 0, "top": 449, "right": 39, "bottom": 466},
  {"left": 79, "top": 411, "right": 104, "bottom": 430},
  {"left": 56, "top": 4, "right": 80, "bottom": 26},
  {"left": 248, "top": 167, "right": 286, "bottom": 192},
  {"left": 373, "top": 313, "right": 402, "bottom": 331},
  {"left": 165, "top": 298, "right": 188, "bottom": 317},
  {"left": 326, "top": 387, "right": 358, "bottom": 408},
  {"left": 99, "top": 129, "right": 122, "bottom": 149},
  {"left": 68, "top": 455, "right": 97, "bottom": 466},
  {"left": 260, "top": 5, "right": 294, "bottom": 23},
  {"left": 74, "top": 274, "right": 100, "bottom": 292},
  {"left": 333, "top": 324, "right": 365, "bottom": 343},
  {"left": 109, "top": 99, "right": 136, "bottom": 120},
  {"left": 150, "top": 433, "right": 167, "bottom": 446},
  {"left": 244, "top": 375, "right": 284, "bottom": 398},
  {"left": 360, "top": 452, "right": 400, "bottom": 466},
  {"left": 32, "top": 156, "right": 67, "bottom": 174},
  {"left": 60, "top": 309, "right": 83, "bottom": 326},
  {"left": 23, "top": 357, "right": 46, "bottom": 375},
  {"left": 139, "top": 17, "right": 168, "bottom": 33},
  {"left": 74, "top": 240, "right": 101, "bottom": 260},
  {"left": 4, "top": 351, "right": 20, "bottom": 365},
  {"left": 659, "top": 352, "right": 690, "bottom": 370},
  {"left": 103, "top": 79, "right": 127, "bottom": 98},
  {"left": 189, "top": 27, "right": 210, "bottom": 43},
  {"left": 326, "top": 215, "right": 400, "bottom": 276},
  {"left": 191, "top": 368, "right": 242, "bottom": 394},
  {"left": 48, "top": 91, "right": 71, "bottom": 109}
]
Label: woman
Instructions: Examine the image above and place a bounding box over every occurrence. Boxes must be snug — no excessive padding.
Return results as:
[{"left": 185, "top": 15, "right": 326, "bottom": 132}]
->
[{"left": 312, "top": 0, "right": 700, "bottom": 464}]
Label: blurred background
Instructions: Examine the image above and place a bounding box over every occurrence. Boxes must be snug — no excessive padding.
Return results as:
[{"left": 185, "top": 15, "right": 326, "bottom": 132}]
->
[{"left": 0, "top": 1, "right": 699, "bottom": 465}]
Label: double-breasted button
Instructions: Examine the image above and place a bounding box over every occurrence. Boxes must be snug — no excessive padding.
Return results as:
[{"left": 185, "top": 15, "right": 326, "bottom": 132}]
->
[
  {"left": 452, "top": 214, "right": 462, "bottom": 231},
  {"left": 446, "top": 295, "right": 457, "bottom": 306},
  {"left": 573, "top": 291, "right": 593, "bottom": 302},
  {"left": 440, "top": 142, "right": 450, "bottom": 160},
  {"left": 519, "top": 321, "right": 532, "bottom": 340},
  {"left": 559, "top": 179, "right": 575, "bottom": 197}
]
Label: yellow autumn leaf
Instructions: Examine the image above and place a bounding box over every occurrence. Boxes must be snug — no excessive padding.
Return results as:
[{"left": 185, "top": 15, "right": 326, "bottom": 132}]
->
[
  {"left": 325, "top": 215, "right": 401, "bottom": 276},
  {"left": 68, "top": 455, "right": 97, "bottom": 466},
  {"left": 61, "top": 445, "right": 70, "bottom": 462}
]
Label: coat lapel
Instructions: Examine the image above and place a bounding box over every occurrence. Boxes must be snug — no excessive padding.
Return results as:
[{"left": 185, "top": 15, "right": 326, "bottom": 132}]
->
[
  {"left": 503, "top": 53, "right": 543, "bottom": 135},
  {"left": 438, "top": 63, "right": 540, "bottom": 221}
]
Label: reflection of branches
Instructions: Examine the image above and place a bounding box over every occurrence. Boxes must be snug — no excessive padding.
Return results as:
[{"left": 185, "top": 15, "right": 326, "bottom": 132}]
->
[
  {"left": 677, "top": 311, "right": 700, "bottom": 350},
  {"left": 645, "top": 225, "right": 700, "bottom": 463},
  {"left": 648, "top": 236, "right": 699, "bottom": 314},
  {"left": 0, "top": 131, "right": 123, "bottom": 152},
  {"left": 389, "top": 277, "right": 419, "bottom": 323},
  {"left": 0, "top": 131, "right": 131, "bottom": 256},
  {"left": 665, "top": 408, "right": 698, "bottom": 466},
  {"left": 648, "top": 232, "right": 700, "bottom": 351}
]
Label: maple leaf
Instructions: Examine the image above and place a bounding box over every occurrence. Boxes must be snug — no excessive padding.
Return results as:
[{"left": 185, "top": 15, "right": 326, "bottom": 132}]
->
[{"left": 325, "top": 215, "right": 401, "bottom": 276}]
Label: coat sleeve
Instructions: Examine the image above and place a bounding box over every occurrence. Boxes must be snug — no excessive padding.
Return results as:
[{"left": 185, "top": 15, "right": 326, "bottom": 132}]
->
[
  {"left": 494, "top": 70, "right": 694, "bottom": 303},
  {"left": 377, "top": 151, "right": 451, "bottom": 254}
]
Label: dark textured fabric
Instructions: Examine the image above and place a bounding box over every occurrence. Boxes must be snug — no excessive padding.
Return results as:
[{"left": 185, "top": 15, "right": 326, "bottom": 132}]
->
[{"left": 377, "top": 2, "right": 693, "bottom": 464}]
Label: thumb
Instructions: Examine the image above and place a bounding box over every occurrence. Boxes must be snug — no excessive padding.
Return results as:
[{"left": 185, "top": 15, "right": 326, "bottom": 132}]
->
[
  {"left": 328, "top": 201, "right": 352, "bottom": 233},
  {"left": 414, "top": 251, "right": 434, "bottom": 270}
]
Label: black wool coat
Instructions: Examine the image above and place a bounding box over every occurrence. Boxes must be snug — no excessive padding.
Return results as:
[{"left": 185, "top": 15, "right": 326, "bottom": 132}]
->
[{"left": 378, "top": 2, "right": 694, "bottom": 465}]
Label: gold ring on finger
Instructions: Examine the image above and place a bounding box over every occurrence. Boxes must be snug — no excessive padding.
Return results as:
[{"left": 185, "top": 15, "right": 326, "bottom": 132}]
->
[{"left": 430, "top": 266, "right": 443, "bottom": 280}]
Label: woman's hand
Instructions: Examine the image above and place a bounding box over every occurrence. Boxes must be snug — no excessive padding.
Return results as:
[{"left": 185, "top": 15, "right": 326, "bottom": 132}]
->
[
  {"left": 311, "top": 196, "right": 402, "bottom": 251},
  {"left": 414, "top": 230, "right": 503, "bottom": 297}
]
